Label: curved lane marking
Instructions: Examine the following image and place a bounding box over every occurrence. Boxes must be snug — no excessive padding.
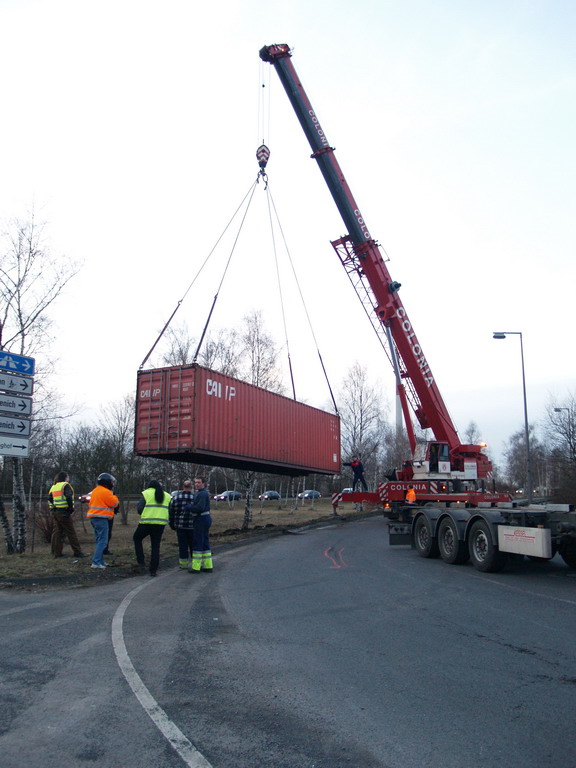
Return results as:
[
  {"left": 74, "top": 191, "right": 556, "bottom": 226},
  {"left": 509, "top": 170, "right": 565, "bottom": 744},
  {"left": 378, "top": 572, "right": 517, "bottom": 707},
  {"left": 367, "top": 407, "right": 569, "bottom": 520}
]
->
[{"left": 111, "top": 581, "right": 213, "bottom": 768}]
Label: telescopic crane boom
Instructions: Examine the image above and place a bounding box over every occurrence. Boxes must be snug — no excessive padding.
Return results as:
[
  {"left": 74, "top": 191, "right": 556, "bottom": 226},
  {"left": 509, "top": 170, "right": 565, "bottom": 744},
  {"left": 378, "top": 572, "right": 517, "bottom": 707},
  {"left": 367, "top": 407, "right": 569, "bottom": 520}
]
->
[{"left": 260, "top": 43, "right": 492, "bottom": 481}]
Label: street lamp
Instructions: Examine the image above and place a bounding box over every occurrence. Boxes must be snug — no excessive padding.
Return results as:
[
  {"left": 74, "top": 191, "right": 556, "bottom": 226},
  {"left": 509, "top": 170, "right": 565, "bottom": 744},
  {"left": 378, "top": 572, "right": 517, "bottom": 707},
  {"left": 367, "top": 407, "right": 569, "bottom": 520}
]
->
[{"left": 493, "top": 331, "right": 533, "bottom": 502}]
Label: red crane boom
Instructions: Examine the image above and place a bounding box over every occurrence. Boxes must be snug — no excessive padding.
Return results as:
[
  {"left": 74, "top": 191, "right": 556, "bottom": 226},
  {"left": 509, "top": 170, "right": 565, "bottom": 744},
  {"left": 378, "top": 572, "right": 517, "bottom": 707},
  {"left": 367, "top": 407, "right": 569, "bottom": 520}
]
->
[{"left": 260, "top": 43, "right": 492, "bottom": 481}]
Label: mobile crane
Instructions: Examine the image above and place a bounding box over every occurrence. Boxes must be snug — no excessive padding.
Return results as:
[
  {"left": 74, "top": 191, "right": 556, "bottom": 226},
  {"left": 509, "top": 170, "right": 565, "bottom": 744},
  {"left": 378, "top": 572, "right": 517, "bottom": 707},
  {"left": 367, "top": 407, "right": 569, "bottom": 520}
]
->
[{"left": 260, "top": 43, "right": 576, "bottom": 572}]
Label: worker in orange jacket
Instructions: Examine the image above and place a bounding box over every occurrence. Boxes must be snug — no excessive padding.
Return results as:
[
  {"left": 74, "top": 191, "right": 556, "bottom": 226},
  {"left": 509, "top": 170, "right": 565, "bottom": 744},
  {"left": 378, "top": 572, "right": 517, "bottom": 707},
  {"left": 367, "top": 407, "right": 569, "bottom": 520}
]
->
[
  {"left": 86, "top": 473, "right": 119, "bottom": 569},
  {"left": 405, "top": 485, "right": 417, "bottom": 504}
]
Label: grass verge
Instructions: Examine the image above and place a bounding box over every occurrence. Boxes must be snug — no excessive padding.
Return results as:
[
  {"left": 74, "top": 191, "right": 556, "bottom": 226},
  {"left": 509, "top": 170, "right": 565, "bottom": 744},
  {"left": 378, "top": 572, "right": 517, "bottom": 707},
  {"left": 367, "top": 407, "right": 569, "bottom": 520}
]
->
[{"left": 0, "top": 500, "right": 381, "bottom": 590}]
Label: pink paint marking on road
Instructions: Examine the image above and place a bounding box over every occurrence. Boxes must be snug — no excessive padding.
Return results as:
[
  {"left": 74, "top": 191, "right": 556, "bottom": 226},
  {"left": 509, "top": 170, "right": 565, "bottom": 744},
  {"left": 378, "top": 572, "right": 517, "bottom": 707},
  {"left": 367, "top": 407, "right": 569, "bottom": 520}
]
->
[{"left": 324, "top": 546, "right": 348, "bottom": 568}]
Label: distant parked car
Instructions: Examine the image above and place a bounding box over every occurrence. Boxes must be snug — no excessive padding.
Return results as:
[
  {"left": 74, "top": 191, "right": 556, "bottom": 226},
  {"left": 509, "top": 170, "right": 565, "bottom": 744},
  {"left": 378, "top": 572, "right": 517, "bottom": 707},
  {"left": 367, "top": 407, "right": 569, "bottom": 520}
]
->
[
  {"left": 213, "top": 490, "right": 242, "bottom": 501},
  {"left": 259, "top": 490, "right": 280, "bottom": 500},
  {"left": 342, "top": 488, "right": 353, "bottom": 494},
  {"left": 297, "top": 490, "right": 321, "bottom": 499}
]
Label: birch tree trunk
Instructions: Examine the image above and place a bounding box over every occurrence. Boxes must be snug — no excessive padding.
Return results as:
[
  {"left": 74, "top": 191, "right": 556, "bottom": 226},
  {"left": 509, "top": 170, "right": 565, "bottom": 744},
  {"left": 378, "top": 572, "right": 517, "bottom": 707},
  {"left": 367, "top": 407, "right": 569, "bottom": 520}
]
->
[
  {"left": 241, "top": 471, "right": 256, "bottom": 530},
  {"left": 12, "top": 458, "right": 27, "bottom": 553},
  {"left": 0, "top": 497, "right": 15, "bottom": 553}
]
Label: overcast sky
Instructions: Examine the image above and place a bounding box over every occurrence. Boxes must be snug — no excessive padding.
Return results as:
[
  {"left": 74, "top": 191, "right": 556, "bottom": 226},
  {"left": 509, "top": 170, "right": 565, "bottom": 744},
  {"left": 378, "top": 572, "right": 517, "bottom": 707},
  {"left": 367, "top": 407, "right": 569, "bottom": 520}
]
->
[{"left": 1, "top": 0, "right": 574, "bottom": 465}]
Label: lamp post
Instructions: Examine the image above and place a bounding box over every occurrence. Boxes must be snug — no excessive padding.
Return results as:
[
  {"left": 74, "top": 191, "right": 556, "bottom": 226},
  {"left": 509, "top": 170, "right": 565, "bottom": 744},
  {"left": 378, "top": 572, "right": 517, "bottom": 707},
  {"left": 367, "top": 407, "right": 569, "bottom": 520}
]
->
[{"left": 493, "top": 331, "right": 533, "bottom": 502}]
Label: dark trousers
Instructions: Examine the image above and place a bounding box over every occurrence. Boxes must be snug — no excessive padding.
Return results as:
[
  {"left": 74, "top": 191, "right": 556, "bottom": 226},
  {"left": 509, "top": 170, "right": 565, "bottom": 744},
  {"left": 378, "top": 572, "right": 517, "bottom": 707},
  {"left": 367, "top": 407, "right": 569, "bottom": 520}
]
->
[
  {"left": 176, "top": 528, "right": 195, "bottom": 560},
  {"left": 193, "top": 514, "right": 212, "bottom": 553},
  {"left": 51, "top": 510, "right": 83, "bottom": 556},
  {"left": 352, "top": 476, "right": 368, "bottom": 492},
  {"left": 133, "top": 523, "right": 165, "bottom": 574}
]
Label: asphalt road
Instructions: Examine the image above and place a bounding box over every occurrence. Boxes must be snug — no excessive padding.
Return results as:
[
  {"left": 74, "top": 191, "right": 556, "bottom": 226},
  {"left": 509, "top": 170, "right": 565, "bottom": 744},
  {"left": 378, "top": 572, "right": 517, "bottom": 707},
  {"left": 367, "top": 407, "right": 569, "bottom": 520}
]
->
[{"left": 1, "top": 516, "right": 575, "bottom": 768}]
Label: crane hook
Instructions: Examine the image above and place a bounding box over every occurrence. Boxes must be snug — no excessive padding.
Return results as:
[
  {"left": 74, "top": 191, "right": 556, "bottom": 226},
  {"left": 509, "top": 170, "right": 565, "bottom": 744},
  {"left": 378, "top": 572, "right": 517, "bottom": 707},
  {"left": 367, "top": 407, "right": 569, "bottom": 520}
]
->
[
  {"left": 256, "top": 144, "right": 270, "bottom": 186},
  {"left": 256, "top": 144, "right": 270, "bottom": 169}
]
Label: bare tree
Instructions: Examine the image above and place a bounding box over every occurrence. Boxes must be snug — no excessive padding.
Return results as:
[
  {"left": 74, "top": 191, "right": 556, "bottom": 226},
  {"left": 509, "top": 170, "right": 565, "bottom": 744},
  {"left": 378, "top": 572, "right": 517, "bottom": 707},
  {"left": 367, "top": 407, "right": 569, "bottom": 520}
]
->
[
  {"left": 542, "top": 394, "right": 576, "bottom": 504},
  {"left": 545, "top": 394, "right": 576, "bottom": 463},
  {"left": 464, "top": 421, "right": 482, "bottom": 444},
  {"left": 159, "top": 323, "right": 242, "bottom": 379},
  {"left": 339, "top": 362, "right": 382, "bottom": 455},
  {"left": 200, "top": 328, "right": 242, "bottom": 377},
  {"left": 503, "top": 424, "right": 546, "bottom": 495},
  {"left": 0, "top": 214, "right": 79, "bottom": 553},
  {"left": 337, "top": 362, "right": 388, "bottom": 488},
  {"left": 377, "top": 418, "right": 411, "bottom": 481},
  {"left": 55, "top": 423, "right": 106, "bottom": 489},
  {"left": 159, "top": 323, "right": 196, "bottom": 367},
  {"left": 100, "top": 395, "right": 139, "bottom": 522},
  {"left": 156, "top": 311, "right": 284, "bottom": 390},
  {"left": 237, "top": 469, "right": 257, "bottom": 530},
  {"left": 240, "top": 309, "right": 284, "bottom": 392}
]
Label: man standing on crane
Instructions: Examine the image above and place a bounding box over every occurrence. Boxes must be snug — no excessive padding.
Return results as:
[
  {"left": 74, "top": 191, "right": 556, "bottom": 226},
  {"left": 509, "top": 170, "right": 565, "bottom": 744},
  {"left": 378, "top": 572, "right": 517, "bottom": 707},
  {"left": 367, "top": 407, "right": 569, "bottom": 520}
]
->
[{"left": 344, "top": 456, "right": 368, "bottom": 492}]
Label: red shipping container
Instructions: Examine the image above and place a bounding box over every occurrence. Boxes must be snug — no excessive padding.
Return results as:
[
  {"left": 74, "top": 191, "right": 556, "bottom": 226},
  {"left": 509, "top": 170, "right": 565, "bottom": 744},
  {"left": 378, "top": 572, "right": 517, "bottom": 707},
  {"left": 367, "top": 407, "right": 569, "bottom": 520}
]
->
[{"left": 135, "top": 364, "right": 341, "bottom": 476}]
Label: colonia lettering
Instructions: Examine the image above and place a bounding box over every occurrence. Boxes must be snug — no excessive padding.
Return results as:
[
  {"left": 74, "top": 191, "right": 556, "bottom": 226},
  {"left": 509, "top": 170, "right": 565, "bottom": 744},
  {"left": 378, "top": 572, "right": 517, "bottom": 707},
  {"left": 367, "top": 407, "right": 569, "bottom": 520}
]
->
[
  {"left": 396, "top": 308, "right": 434, "bottom": 387},
  {"left": 353, "top": 209, "right": 371, "bottom": 240},
  {"left": 308, "top": 109, "right": 329, "bottom": 148},
  {"left": 306, "top": 110, "right": 370, "bottom": 241}
]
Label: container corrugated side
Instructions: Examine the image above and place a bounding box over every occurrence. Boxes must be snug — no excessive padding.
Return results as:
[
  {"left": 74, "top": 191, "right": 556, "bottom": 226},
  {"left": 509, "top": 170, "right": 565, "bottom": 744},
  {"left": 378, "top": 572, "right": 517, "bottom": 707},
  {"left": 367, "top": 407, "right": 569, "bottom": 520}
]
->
[{"left": 135, "top": 364, "right": 340, "bottom": 476}]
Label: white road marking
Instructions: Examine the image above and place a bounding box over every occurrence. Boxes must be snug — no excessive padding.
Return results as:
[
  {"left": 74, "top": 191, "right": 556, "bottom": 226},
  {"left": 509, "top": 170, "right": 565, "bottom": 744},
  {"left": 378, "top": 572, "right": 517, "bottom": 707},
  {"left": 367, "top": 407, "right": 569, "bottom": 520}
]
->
[
  {"left": 111, "top": 581, "right": 213, "bottom": 768},
  {"left": 473, "top": 573, "right": 576, "bottom": 606}
]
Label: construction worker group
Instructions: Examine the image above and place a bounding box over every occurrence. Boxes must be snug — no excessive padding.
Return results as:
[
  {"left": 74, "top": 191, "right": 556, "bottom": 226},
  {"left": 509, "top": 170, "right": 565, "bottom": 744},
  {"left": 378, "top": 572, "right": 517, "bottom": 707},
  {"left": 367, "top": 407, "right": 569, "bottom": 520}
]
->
[{"left": 50, "top": 471, "right": 212, "bottom": 577}]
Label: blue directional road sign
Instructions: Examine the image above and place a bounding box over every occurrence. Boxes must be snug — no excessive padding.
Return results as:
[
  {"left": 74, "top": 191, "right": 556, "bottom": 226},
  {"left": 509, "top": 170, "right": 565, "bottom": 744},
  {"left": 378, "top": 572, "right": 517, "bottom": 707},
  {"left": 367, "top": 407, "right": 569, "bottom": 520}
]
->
[{"left": 0, "top": 352, "right": 35, "bottom": 376}]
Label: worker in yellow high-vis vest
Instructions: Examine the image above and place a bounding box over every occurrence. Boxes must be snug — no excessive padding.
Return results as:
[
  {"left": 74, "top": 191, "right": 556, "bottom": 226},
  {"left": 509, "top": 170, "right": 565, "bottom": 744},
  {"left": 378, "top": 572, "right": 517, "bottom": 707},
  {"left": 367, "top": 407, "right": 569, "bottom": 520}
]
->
[
  {"left": 48, "top": 471, "right": 86, "bottom": 559},
  {"left": 134, "top": 480, "right": 171, "bottom": 577}
]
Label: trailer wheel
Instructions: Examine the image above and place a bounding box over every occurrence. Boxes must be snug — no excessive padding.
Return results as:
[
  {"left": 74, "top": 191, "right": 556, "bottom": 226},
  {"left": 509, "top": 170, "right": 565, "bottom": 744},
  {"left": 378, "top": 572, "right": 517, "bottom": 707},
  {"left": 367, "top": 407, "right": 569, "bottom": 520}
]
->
[
  {"left": 559, "top": 541, "right": 576, "bottom": 570},
  {"left": 413, "top": 515, "right": 439, "bottom": 558},
  {"left": 438, "top": 518, "right": 469, "bottom": 564},
  {"left": 468, "top": 520, "right": 508, "bottom": 573}
]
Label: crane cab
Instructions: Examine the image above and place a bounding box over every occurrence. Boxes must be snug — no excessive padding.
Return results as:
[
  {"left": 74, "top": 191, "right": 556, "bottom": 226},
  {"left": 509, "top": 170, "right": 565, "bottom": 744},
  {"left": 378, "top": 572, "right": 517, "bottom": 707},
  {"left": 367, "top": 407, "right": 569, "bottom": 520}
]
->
[{"left": 412, "top": 441, "right": 451, "bottom": 479}]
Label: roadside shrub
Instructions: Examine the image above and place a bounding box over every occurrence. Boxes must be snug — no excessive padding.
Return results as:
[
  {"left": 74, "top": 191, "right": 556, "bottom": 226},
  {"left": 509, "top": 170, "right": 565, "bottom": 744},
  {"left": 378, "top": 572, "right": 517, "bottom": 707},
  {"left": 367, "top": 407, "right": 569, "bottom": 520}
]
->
[{"left": 33, "top": 508, "right": 54, "bottom": 544}]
